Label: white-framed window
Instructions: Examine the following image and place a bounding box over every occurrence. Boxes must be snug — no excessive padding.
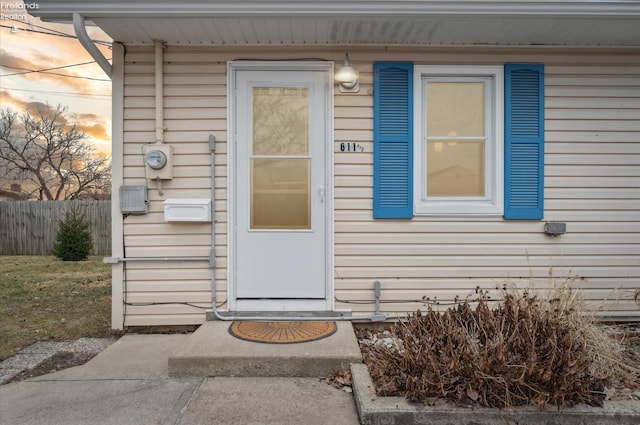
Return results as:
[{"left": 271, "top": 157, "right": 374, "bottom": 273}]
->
[{"left": 413, "top": 66, "right": 504, "bottom": 216}]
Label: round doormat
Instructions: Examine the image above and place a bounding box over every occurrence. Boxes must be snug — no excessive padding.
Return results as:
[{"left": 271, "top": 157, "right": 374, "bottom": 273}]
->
[{"left": 228, "top": 321, "right": 337, "bottom": 344}]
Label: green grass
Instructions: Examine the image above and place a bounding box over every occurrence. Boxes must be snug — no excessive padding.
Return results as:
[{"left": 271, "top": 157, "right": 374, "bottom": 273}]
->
[{"left": 0, "top": 256, "right": 115, "bottom": 361}]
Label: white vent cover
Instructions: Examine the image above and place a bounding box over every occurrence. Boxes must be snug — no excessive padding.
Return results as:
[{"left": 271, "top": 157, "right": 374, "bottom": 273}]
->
[{"left": 163, "top": 199, "right": 211, "bottom": 222}]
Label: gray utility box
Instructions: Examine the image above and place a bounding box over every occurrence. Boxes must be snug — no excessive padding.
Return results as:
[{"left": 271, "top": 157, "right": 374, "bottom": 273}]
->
[
  {"left": 119, "top": 185, "right": 148, "bottom": 215},
  {"left": 544, "top": 222, "right": 567, "bottom": 236}
]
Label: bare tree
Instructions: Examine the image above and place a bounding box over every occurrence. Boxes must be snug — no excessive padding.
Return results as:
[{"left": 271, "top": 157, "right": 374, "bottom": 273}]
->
[{"left": 0, "top": 104, "right": 111, "bottom": 200}]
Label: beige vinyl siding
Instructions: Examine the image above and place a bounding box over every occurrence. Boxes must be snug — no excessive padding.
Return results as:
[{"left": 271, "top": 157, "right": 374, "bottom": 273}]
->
[
  {"left": 121, "top": 46, "right": 640, "bottom": 326},
  {"left": 334, "top": 55, "right": 639, "bottom": 317},
  {"left": 122, "top": 47, "right": 227, "bottom": 326}
]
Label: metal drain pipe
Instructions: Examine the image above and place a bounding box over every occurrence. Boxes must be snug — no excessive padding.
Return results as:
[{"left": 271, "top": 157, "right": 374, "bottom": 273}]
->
[
  {"left": 209, "top": 272, "right": 407, "bottom": 322},
  {"left": 105, "top": 257, "right": 208, "bottom": 263},
  {"left": 72, "top": 14, "right": 112, "bottom": 78},
  {"left": 206, "top": 134, "right": 405, "bottom": 322}
]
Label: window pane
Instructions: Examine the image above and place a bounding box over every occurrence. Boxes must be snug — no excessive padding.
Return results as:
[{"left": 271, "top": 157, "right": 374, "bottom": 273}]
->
[
  {"left": 251, "top": 158, "right": 310, "bottom": 229},
  {"left": 253, "top": 87, "right": 309, "bottom": 156},
  {"left": 426, "top": 82, "right": 485, "bottom": 137},
  {"left": 427, "top": 140, "right": 485, "bottom": 197}
]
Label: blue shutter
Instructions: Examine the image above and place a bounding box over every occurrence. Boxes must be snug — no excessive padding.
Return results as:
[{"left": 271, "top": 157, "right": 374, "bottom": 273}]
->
[
  {"left": 373, "top": 62, "right": 413, "bottom": 219},
  {"left": 504, "top": 64, "right": 545, "bottom": 220}
]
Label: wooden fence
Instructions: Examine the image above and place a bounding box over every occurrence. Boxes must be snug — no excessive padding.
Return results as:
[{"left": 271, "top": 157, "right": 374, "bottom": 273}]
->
[{"left": 0, "top": 201, "right": 111, "bottom": 255}]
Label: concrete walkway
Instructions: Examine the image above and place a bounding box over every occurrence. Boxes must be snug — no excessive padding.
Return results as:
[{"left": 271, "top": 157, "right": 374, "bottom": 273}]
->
[{"left": 0, "top": 334, "right": 361, "bottom": 425}]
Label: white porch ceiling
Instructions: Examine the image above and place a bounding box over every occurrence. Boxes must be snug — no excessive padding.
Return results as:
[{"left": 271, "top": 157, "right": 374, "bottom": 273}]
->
[
  {"left": 31, "top": 1, "right": 640, "bottom": 47},
  {"left": 91, "top": 16, "right": 640, "bottom": 47}
]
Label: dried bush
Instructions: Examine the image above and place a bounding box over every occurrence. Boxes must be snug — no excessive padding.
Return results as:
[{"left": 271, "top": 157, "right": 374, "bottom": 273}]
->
[{"left": 362, "top": 279, "right": 632, "bottom": 410}]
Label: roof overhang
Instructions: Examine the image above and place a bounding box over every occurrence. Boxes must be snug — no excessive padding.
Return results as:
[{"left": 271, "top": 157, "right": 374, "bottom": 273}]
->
[{"left": 29, "top": 1, "right": 640, "bottom": 47}]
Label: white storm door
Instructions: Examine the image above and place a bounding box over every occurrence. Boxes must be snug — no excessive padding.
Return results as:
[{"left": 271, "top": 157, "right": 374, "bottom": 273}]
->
[{"left": 234, "top": 70, "right": 327, "bottom": 300}]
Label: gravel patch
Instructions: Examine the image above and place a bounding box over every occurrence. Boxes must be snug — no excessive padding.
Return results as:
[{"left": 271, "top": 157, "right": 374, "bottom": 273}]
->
[{"left": 0, "top": 337, "right": 117, "bottom": 384}]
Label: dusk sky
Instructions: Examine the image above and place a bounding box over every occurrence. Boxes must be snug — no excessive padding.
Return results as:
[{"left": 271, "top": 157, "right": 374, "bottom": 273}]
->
[{"left": 0, "top": 0, "right": 113, "bottom": 156}]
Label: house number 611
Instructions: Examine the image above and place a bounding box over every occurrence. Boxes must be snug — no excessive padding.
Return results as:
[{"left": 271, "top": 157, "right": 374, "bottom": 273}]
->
[{"left": 339, "top": 142, "right": 364, "bottom": 152}]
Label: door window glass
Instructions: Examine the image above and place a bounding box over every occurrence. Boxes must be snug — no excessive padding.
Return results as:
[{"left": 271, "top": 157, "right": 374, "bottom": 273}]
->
[{"left": 250, "top": 87, "right": 311, "bottom": 229}]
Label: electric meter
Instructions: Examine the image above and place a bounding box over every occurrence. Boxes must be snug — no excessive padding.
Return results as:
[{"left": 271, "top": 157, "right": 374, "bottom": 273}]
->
[
  {"left": 142, "top": 144, "right": 173, "bottom": 179},
  {"left": 144, "top": 149, "right": 168, "bottom": 170}
]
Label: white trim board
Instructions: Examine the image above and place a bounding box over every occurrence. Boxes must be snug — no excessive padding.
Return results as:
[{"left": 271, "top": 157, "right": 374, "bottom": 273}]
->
[
  {"left": 110, "top": 42, "right": 126, "bottom": 330},
  {"left": 32, "top": 1, "right": 640, "bottom": 19}
]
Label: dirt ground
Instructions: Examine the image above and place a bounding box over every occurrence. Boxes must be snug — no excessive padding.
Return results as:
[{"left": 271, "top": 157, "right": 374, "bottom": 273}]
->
[{"left": 8, "top": 352, "right": 96, "bottom": 383}]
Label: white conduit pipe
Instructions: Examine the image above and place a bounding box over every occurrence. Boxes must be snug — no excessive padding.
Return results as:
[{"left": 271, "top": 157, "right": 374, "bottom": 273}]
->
[
  {"left": 107, "top": 257, "right": 209, "bottom": 263},
  {"left": 154, "top": 40, "right": 164, "bottom": 143}
]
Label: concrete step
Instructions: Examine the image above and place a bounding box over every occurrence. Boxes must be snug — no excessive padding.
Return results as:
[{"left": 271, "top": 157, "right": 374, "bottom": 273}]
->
[{"left": 168, "top": 321, "right": 362, "bottom": 378}]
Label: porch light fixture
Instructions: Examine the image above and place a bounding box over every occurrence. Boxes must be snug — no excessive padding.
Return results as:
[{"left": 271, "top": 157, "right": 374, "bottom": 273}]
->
[{"left": 335, "top": 53, "right": 359, "bottom": 93}]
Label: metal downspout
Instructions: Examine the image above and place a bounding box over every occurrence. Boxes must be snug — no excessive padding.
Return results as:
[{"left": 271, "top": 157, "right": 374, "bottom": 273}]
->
[{"left": 72, "top": 13, "right": 112, "bottom": 78}]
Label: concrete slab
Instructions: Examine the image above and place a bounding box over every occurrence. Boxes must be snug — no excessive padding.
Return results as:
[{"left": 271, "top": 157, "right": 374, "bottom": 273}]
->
[
  {"left": 169, "top": 321, "right": 362, "bottom": 378},
  {"left": 0, "top": 378, "right": 201, "bottom": 425},
  {"left": 34, "top": 334, "right": 190, "bottom": 381},
  {"left": 179, "top": 377, "right": 360, "bottom": 425},
  {"left": 351, "top": 363, "right": 640, "bottom": 425},
  {"left": 0, "top": 334, "right": 363, "bottom": 425}
]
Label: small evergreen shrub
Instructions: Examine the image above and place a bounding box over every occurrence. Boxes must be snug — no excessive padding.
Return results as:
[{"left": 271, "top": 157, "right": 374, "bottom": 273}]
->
[{"left": 53, "top": 205, "right": 93, "bottom": 261}]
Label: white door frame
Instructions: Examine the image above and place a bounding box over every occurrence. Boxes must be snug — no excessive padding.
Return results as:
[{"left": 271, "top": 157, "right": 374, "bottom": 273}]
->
[{"left": 227, "top": 61, "right": 334, "bottom": 312}]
